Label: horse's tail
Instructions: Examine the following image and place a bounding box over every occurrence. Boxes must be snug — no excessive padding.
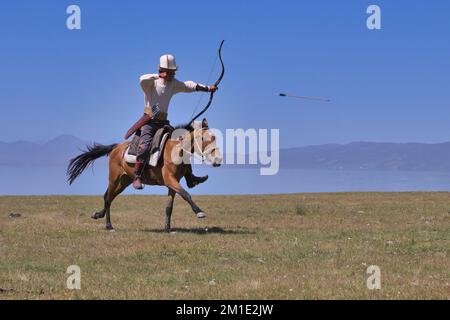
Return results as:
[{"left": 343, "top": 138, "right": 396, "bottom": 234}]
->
[{"left": 67, "top": 143, "right": 118, "bottom": 185}]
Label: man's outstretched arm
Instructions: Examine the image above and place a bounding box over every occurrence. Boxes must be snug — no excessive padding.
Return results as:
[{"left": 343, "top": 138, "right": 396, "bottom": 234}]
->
[{"left": 175, "top": 80, "right": 217, "bottom": 93}]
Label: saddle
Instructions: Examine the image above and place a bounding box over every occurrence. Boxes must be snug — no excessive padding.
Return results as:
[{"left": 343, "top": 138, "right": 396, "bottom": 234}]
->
[{"left": 124, "top": 125, "right": 173, "bottom": 166}]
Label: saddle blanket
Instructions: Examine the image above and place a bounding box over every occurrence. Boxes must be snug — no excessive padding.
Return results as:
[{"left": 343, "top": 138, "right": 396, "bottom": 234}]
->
[{"left": 124, "top": 132, "right": 170, "bottom": 167}]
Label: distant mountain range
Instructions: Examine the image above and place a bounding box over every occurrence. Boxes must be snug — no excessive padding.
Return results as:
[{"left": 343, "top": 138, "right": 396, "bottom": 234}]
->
[
  {"left": 0, "top": 135, "right": 90, "bottom": 166},
  {"left": 279, "top": 142, "right": 450, "bottom": 171},
  {"left": 1, "top": 135, "right": 450, "bottom": 171}
]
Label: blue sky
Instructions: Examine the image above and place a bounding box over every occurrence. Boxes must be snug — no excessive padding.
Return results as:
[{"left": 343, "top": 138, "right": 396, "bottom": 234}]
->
[{"left": 0, "top": 0, "right": 449, "bottom": 148}]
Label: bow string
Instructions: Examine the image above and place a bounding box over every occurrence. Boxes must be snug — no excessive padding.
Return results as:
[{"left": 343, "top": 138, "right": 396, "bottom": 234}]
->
[{"left": 190, "top": 40, "right": 225, "bottom": 123}]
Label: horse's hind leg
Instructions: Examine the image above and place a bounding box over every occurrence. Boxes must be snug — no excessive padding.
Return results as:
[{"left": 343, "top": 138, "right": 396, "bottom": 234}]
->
[
  {"left": 91, "top": 179, "right": 126, "bottom": 220},
  {"left": 104, "top": 174, "right": 133, "bottom": 231},
  {"left": 92, "top": 189, "right": 109, "bottom": 219},
  {"left": 165, "top": 188, "right": 176, "bottom": 232}
]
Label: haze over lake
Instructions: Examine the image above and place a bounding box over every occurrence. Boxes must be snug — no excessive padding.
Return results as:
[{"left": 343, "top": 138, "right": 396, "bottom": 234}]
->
[{"left": 1, "top": 135, "right": 450, "bottom": 195}]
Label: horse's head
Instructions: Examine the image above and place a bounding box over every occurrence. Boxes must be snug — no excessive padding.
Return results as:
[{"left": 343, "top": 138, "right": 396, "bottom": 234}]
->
[
  {"left": 195, "top": 118, "right": 222, "bottom": 167},
  {"left": 172, "top": 119, "right": 222, "bottom": 167}
]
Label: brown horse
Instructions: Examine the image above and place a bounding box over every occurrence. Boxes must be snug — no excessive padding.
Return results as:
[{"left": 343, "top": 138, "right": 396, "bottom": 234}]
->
[{"left": 67, "top": 119, "right": 222, "bottom": 232}]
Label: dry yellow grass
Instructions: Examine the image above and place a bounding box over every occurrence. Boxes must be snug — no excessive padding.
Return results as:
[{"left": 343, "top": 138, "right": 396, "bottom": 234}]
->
[{"left": 0, "top": 192, "right": 449, "bottom": 299}]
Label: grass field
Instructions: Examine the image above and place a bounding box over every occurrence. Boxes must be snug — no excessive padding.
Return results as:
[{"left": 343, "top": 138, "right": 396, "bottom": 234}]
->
[{"left": 0, "top": 192, "right": 449, "bottom": 299}]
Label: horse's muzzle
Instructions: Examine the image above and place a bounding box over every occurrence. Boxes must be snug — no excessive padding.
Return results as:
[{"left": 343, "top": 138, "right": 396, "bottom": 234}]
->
[{"left": 212, "top": 156, "right": 222, "bottom": 167}]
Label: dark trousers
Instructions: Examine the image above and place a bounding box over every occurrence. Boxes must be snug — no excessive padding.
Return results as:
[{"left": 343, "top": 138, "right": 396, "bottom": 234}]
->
[{"left": 136, "top": 121, "right": 167, "bottom": 162}]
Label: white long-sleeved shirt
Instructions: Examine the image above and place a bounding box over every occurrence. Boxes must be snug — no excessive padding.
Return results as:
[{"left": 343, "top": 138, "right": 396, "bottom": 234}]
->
[{"left": 140, "top": 74, "right": 202, "bottom": 116}]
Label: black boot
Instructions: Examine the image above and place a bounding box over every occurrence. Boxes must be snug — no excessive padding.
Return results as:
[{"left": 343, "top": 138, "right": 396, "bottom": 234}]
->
[
  {"left": 133, "top": 161, "right": 145, "bottom": 190},
  {"left": 185, "top": 165, "right": 208, "bottom": 188}
]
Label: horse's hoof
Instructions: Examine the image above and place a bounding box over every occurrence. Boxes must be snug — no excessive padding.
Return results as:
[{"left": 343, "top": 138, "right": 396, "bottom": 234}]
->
[
  {"left": 92, "top": 212, "right": 105, "bottom": 220},
  {"left": 196, "top": 212, "right": 206, "bottom": 219},
  {"left": 106, "top": 226, "right": 115, "bottom": 232}
]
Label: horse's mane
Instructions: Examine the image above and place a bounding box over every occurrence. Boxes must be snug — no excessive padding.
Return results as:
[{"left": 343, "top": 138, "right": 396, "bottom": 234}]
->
[{"left": 172, "top": 123, "right": 194, "bottom": 131}]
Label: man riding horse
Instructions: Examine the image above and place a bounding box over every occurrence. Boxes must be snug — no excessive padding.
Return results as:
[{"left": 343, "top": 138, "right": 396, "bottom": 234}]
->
[
  {"left": 68, "top": 42, "right": 224, "bottom": 231},
  {"left": 126, "top": 54, "right": 218, "bottom": 190}
]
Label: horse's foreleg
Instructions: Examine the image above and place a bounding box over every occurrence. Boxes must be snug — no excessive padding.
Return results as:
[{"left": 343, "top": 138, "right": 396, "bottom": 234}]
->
[
  {"left": 165, "top": 188, "right": 176, "bottom": 232},
  {"left": 165, "top": 178, "right": 205, "bottom": 219}
]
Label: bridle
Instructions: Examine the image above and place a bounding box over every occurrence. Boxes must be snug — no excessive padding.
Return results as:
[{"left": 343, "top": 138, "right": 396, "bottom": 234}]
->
[{"left": 178, "top": 128, "right": 218, "bottom": 162}]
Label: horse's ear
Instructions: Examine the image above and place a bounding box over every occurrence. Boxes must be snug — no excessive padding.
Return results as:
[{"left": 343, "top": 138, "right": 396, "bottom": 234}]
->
[{"left": 202, "top": 118, "right": 209, "bottom": 128}]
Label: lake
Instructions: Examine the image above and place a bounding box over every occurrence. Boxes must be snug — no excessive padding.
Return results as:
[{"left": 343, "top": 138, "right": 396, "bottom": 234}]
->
[{"left": 1, "top": 165, "right": 450, "bottom": 195}]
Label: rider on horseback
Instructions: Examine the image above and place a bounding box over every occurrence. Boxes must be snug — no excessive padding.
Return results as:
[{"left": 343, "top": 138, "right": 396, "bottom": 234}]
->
[{"left": 129, "top": 54, "right": 218, "bottom": 190}]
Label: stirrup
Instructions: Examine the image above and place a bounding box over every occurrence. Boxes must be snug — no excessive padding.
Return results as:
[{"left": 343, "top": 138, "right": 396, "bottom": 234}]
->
[{"left": 133, "top": 177, "right": 144, "bottom": 190}]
